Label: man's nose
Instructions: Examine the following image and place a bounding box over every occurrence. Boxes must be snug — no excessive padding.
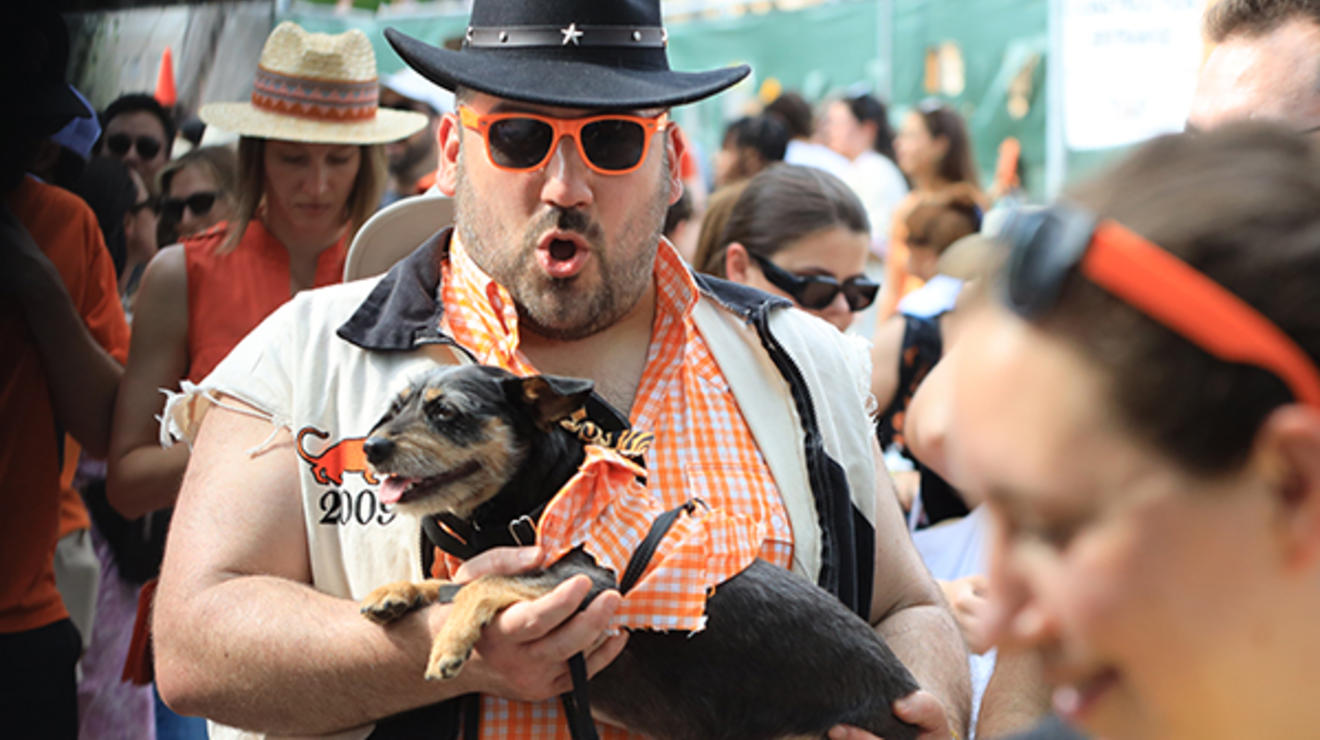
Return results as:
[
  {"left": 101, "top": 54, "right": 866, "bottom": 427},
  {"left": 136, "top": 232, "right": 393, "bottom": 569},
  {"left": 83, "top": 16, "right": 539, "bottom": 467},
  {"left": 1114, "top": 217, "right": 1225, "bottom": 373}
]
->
[{"left": 540, "top": 135, "right": 594, "bottom": 210}]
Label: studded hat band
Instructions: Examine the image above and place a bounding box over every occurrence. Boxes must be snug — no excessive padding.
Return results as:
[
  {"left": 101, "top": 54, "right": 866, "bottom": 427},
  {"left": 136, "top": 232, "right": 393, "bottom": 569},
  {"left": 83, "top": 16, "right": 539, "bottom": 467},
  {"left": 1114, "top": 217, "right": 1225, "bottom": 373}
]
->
[
  {"left": 464, "top": 23, "right": 668, "bottom": 49},
  {"left": 252, "top": 65, "right": 379, "bottom": 122}
]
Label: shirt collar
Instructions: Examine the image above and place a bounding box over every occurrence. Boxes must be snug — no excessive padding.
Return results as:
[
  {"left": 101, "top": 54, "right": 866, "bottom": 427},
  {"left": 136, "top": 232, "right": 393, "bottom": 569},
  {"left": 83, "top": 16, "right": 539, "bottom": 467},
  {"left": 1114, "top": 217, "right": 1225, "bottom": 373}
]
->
[{"left": 336, "top": 229, "right": 786, "bottom": 353}]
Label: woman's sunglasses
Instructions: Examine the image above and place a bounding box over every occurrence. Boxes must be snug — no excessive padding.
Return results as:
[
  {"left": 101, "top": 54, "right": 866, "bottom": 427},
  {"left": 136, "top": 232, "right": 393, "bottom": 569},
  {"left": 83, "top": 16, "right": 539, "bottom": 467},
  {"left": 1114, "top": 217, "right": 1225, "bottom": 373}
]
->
[
  {"left": 104, "top": 133, "right": 163, "bottom": 160},
  {"left": 750, "top": 252, "right": 880, "bottom": 312},
  {"left": 159, "top": 192, "right": 218, "bottom": 222},
  {"left": 459, "top": 106, "right": 668, "bottom": 176}
]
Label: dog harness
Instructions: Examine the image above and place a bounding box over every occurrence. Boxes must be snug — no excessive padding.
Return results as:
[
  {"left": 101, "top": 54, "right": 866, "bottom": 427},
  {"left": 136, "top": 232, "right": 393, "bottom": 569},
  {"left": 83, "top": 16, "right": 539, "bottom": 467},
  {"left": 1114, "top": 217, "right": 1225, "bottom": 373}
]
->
[{"left": 425, "top": 439, "right": 764, "bottom": 740}]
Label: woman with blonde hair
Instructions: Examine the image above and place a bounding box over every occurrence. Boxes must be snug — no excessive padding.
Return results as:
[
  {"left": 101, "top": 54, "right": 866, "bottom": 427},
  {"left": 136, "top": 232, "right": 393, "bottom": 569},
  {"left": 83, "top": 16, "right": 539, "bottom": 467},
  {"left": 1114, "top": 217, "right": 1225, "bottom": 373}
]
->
[
  {"left": 109, "top": 22, "right": 425, "bottom": 519},
  {"left": 156, "top": 145, "right": 238, "bottom": 243},
  {"left": 102, "top": 27, "right": 425, "bottom": 716}
]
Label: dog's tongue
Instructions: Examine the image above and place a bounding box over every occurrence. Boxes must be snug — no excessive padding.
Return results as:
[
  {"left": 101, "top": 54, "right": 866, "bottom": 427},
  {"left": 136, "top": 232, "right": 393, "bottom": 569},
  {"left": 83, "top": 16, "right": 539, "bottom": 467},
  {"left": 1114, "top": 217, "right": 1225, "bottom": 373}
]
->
[{"left": 379, "top": 476, "right": 416, "bottom": 505}]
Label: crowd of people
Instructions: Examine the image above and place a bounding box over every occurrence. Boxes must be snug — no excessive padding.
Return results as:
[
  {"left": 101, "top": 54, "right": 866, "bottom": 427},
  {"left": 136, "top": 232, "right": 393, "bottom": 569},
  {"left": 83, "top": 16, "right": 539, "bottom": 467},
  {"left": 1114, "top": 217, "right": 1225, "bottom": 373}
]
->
[{"left": 3, "top": 1, "right": 1319, "bottom": 739}]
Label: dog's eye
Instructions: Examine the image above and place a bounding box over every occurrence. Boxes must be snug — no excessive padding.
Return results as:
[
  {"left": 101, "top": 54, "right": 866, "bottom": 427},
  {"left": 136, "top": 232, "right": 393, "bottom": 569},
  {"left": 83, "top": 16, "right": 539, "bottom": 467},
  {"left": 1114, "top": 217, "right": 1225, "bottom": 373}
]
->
[{"left": 426, "top": 400, "right": 456, "bottom": 423}]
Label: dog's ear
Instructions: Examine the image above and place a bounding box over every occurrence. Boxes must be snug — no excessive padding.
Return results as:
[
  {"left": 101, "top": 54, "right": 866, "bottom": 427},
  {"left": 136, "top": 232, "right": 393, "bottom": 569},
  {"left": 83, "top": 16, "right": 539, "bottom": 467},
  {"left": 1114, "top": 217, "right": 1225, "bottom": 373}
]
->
[{"left": 506, "top": 374, "right": 595, "bottom": 430}]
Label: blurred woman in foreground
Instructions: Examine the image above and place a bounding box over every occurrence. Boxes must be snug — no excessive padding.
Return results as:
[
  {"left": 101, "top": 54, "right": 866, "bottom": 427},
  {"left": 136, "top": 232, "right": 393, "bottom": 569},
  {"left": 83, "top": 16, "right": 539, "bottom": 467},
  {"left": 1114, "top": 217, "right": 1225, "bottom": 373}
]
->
[{"left": 950, "top": 124, "right": 1320, "bottom": 740}]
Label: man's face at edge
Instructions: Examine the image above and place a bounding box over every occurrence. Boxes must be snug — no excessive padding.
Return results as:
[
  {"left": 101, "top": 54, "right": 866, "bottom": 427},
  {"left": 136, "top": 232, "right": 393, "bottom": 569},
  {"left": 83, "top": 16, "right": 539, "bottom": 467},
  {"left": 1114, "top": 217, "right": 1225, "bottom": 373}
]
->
[{"left": 1188, "top": 17, "right": 1320, "bottom": 133}]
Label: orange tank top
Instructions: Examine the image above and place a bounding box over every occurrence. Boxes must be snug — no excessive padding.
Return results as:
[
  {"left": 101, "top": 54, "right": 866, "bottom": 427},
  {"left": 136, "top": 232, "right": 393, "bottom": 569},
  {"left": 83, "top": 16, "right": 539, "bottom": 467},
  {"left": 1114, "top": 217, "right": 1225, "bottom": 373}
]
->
[{"left": 184, "top": 220, "right": 347, "bottom": 383}]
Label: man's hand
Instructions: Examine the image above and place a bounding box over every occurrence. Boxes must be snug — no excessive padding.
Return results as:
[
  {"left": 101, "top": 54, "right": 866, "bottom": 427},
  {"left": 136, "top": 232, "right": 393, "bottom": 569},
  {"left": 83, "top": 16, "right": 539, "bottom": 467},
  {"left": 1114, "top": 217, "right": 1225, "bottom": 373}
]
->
[
  {"left": 940, "top": 575, "right": 995, "bottom": 655},
  {"left": 446, "top": 546, "right": 628, "bottom": 702},
  {"left": 829, "top": 689, "right": 956, "bottom": 740},
  {"left": 828, "top": 691, "right": 955, "bottom": 733}
]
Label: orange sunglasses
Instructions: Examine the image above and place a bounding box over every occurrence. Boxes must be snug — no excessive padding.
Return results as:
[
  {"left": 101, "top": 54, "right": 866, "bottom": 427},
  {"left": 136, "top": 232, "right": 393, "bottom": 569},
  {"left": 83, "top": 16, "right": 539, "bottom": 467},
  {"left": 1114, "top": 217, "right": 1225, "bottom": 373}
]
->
[
  {"left": 459, "top": 105, "right": 669, "bottom": 176},
  {"left": 1002, "top": 203, "right": 1320, "bottom": 408}
]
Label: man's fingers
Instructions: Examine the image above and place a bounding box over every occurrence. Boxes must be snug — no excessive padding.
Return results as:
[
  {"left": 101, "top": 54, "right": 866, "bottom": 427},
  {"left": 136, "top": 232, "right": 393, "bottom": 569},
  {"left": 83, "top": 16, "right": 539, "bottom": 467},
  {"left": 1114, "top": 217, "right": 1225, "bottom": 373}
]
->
[
  {"left": 453, "top": 546, "right": 544, "bottom": 582},
  {"left": 893, "top": 689, "right": 953, "bottom": 739},
  {"left": 493, "top": 574, "right": 595, "bottom": 643},
  {"left": 584, "top": 630, "right": 628, "bottom": 678},
  {"left": 537, "top": 587, "right": 621, "bottom": 663}
]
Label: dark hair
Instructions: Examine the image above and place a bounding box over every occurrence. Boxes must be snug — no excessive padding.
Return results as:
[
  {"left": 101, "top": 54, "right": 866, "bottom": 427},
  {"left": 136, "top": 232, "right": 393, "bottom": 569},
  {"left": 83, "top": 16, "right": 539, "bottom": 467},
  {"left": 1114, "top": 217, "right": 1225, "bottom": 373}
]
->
[
  {"left": 722, "top": 114, "right": 789, "bottom": 165},
  {"left": 905, "top": 189, "right": 981, "bottom": 257},
  {"left": 846, "top": 94, "right": 899, "bottom": 163},
  {"left": 99, "top": 94, "right": 176, "bottom": 156},
  {"left": 71, "top": 156, "right": 138, "bottom": 277},
  {"left": 1204, "top": 0, "right": 1320, "bottom": 43},
  {"left": 915, "top": 101, "right": 980, "bottom": 189},
  {"left": 698, "top": 164, "right": 869, "bottom": 277},
  {"left": 765, "top": 91, "right": 814, "bottom": 139},
  {"left": 1029, "top": 123, "right": 1320, "bottom": 474},
  {"left": 664, "top": 188, "right": 692, "bottom": 238}
]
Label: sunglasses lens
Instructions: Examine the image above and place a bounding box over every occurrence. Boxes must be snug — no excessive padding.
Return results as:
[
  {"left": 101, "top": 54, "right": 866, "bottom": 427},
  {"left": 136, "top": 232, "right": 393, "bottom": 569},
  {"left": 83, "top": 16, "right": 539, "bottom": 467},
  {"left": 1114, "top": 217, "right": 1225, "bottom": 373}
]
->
[
  {"left": 796, "top": 280, "right": 840, "bottom": 310},
  {"left": 581, "top": 119, "right": 647, "bottom": 172},
  {"left": 160, "top": 199, "right": 184, "bottom": 222},
  {"left": 487, "top": 117, "right": 554, "bottom": 170},
  {"left": 106, "top": 134, "right": 132, "bottom": 156},
  {"left": 843, "top": 279, "right": 880, "bottom": 311},
  {"left": 136, "top": 136, "right": 162, "bottom": 159},
  {"left": 188, "top": 192, "right": 217, "bottom": 216}
]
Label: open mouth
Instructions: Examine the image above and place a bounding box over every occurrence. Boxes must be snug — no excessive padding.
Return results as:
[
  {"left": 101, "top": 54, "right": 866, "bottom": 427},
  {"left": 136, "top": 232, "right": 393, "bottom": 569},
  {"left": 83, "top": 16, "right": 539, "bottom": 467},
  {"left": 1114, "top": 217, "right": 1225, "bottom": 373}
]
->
[
  {"left": 379, "top": 460, "right": 482, "bottom": 505},
  {"left": 536, "top": 231, "right": 590, "bottom": 279}
]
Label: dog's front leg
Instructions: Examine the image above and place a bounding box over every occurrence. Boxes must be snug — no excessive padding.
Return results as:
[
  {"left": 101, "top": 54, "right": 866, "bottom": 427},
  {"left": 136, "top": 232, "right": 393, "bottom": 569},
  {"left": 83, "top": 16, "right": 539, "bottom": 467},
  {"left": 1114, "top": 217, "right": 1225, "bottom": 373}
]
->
[
  {"left": 427, "top": 574, "right": 554, "bottom": 681},
  {"left": 360, "top": 579, "right": 453, "bottom": 624}
]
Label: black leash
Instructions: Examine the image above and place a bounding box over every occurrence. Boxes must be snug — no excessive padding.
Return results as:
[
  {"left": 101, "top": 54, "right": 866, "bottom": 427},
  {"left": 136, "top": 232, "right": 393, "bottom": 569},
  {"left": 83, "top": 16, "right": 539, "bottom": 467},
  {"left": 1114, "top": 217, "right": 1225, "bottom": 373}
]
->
[{"left": 425, "top": 499, "right": 699, "bottom": 740}]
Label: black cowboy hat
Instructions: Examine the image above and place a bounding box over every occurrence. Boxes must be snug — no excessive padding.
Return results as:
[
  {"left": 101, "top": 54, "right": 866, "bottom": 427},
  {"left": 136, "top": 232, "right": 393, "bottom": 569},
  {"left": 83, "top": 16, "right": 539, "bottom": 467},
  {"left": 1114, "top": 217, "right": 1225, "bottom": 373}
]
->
[{"left": 385, "top": 0, "right": 750, "bottom": 109}]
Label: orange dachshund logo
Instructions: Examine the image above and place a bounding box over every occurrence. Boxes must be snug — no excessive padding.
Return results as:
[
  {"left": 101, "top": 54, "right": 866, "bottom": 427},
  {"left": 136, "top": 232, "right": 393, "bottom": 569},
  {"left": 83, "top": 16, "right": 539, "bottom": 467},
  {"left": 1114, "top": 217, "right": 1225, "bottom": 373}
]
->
[{"left": 296, "top": 427, "right": 380, "bottom": 487}]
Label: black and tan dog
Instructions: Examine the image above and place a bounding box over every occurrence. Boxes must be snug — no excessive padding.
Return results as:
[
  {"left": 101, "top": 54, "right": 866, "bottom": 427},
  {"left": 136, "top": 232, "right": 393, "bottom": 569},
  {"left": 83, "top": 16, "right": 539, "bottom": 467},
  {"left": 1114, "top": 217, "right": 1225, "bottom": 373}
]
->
[{"left": 360, "top": 364, "right": 921, "bottom": 740}]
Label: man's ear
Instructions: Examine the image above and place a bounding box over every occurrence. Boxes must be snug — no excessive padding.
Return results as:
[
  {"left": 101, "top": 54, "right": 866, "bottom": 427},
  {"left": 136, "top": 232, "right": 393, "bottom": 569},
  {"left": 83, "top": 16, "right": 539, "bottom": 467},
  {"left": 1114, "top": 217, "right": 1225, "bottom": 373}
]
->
[
  {"left": 724, "top": 241, "right": 752, "bottom": 283},
  {"left": 1254, "top": 406, "right": 1320, "bottom": 572},
  {"left": 436, "top": 112, "right": 462, "bottom": 197},
  {"left": 507, "top": 375, "right": 595, "bottom": 431},
  {"left": 665, "top": 122, "right": 688, "bottom": 207}
]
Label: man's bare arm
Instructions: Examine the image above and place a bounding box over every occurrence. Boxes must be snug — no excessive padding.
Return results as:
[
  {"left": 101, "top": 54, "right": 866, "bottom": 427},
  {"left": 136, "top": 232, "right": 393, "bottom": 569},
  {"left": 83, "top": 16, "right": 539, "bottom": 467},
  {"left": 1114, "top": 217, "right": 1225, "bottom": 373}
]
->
[
  {"left": 868, "top": 443, "right": 972, "bottom": 738},
  {"left": 153, "top": 401, "right": 624, "bottom": 734},
  {"left": 3, "top": 203, "right": 123, "bottom": 458}
]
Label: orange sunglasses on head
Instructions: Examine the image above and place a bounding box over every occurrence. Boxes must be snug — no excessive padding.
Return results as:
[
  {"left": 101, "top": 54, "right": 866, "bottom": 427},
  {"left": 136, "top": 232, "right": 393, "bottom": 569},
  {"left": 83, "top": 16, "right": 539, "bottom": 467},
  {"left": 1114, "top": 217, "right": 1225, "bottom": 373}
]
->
[
  {"left": 458, "top": 105, "right": 669, "bottom": 176},
  {"left": 1002, "top": 203, "right": 1320, "bottom": 408}
]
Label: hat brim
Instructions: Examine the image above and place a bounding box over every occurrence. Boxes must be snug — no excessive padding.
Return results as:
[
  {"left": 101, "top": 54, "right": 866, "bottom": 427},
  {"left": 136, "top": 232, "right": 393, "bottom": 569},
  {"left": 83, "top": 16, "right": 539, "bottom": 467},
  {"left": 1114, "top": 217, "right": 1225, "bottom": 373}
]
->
[
  {"left": 199, "top": 102, "right": 428, "bottom": 145},
  {"left": 386, "top": 28, "right": 749, "bottom": 109}
]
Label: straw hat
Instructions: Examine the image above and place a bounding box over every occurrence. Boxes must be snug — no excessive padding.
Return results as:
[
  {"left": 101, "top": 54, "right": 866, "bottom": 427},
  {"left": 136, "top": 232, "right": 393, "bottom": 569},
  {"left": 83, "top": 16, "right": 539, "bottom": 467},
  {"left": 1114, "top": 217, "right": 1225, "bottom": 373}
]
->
[{"left": 201, "top": 22, "right": 427, "bottom": 145}]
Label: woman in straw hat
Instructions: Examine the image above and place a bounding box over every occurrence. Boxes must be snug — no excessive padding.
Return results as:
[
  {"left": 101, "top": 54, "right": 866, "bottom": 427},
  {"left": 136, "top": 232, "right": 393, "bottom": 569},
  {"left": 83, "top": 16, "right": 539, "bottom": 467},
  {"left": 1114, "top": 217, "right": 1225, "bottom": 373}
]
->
[{"left": 101, "top": 22, "right": 425, "bottom": 696}]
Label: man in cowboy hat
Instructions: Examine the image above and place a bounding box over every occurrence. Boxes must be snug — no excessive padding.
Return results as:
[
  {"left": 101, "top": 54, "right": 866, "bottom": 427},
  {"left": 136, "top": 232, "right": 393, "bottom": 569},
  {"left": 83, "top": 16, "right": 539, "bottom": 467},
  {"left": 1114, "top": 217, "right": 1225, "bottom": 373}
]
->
[{"left": 152, "top": 2, "right": 970, "bottom": 738}]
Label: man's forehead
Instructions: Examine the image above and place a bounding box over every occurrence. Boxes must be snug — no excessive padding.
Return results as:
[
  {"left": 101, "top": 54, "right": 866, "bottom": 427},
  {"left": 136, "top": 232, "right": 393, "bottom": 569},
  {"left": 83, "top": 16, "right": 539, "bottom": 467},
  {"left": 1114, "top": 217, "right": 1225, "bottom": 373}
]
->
[{"left": 1188, "top": 19, "right": 1320, "bottom": 129}]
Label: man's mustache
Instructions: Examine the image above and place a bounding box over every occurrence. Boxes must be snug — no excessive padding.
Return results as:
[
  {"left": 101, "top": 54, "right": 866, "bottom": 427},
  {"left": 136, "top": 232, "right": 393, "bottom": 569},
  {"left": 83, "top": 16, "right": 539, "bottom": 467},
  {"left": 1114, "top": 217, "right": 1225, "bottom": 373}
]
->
[{"left": 529, "top": 206, "right": 603, "bottom": 243}]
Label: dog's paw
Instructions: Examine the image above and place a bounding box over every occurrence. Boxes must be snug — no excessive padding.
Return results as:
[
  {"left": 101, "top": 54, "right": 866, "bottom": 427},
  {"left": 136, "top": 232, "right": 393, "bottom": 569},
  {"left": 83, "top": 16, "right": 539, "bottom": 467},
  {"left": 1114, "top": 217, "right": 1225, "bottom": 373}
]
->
[
  {"left": 425, "top": 648, "right": 472, "bottom": 681},
  {"left": 360, "top": 581, "right": 428, "bottom": 623}
]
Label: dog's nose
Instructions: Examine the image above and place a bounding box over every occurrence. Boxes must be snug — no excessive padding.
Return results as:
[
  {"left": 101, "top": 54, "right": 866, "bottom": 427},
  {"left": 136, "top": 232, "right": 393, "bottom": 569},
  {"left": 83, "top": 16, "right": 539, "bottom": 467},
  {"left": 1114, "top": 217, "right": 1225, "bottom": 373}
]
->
[{"left": 363, "top": 436, "right": 396, "bottom": 465}]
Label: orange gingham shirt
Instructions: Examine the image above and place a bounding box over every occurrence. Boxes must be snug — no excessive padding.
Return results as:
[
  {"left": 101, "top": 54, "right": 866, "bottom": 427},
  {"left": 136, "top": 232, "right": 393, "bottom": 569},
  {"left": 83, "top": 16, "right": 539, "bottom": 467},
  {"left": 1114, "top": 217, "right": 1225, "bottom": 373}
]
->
[{"left": 439, "top": 235, "right": 795, "bottom": 738}]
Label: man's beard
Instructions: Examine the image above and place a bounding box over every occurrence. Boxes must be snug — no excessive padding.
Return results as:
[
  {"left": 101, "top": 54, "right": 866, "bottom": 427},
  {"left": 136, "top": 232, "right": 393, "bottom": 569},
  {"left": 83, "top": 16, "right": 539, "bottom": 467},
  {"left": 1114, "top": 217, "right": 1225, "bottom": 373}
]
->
[{"left": 453, "top": 154, "right": 669, "bottom": 341}]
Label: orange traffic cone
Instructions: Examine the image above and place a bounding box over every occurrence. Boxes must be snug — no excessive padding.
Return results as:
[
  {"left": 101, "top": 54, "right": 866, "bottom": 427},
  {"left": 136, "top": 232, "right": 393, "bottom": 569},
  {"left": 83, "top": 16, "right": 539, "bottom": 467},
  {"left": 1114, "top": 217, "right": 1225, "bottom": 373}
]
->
[{"left": 155, "top": 46, "right": 177, "bottom": 108}]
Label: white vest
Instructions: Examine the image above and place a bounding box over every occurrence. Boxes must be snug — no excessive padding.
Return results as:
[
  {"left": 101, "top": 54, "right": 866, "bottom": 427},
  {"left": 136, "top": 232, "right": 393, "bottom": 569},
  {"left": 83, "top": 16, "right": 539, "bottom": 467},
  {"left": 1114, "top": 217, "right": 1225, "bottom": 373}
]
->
[{"left": 164, "top": 273, "right": 879, "bottom": 740}]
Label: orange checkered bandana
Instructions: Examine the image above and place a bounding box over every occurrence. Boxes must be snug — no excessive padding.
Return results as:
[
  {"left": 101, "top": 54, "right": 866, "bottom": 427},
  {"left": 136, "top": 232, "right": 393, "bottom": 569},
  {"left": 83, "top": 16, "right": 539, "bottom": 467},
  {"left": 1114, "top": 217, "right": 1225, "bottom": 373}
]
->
[
  {"left": 436, "top": 234, "right": 792, "bottom": 737},
  {"left": 439, "top": 445, "right": 765, "bottom": 633}
]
